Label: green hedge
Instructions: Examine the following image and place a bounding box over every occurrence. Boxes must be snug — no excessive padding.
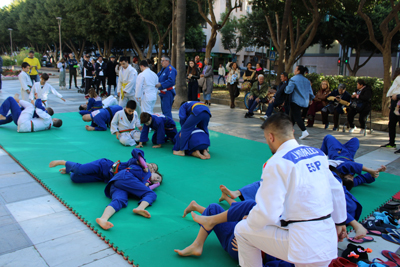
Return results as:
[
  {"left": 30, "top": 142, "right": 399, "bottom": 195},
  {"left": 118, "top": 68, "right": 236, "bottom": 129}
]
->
[{"left": 290, "top": 73, "right": 384, "bottom": 111}]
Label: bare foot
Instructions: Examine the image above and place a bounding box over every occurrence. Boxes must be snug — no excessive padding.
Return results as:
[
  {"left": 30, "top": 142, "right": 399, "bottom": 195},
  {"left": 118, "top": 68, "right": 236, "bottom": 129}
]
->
[
  {"left": 96, "top": 218, "right": 114, "bottom": 230},
  {"left": 191, "top": 212, "right": 214, "bottom": 232},
  {"left": 202, "top": 150, "right": 211, "bottom": 159},
  {"left": 183, "top": 200, "right": 199, "bottom": 218},
  {"left": 59, "top": 168, "right": 66, "bottom": 174},
  {"left": 85, "top": 125, "right": 95, "bottom": 131},
  {"left": 14, "top": 93, "right": 20, "bottom": 101},
  {"left": 174, "top": 242, "right": 203, "bottom": 257},
  {"left": 173, "top": 150, "right": 185, "bottom": 156},
  {"left": 191, "top": 150, "right": 206, "bottom": 159},
  {"left": 133, "top": 208, "right": 151, "bottom": 218},
  {"left": 0, "top": 114, "right": 5, "bottom": 121},
  {"left": 49, "top": 160, "right": 66, "bottom": 168},
  {"left": 218, "top": 192, "right": 231, "bottom": 203},
  {"left": 219, "top": 185, "right": 240, "bottom": 199}
]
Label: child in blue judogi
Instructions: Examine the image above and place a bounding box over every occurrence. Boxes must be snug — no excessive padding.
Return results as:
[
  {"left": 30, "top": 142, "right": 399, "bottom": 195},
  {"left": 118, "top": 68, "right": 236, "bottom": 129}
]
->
[
  {"left": 79, "top": 88, "right": 103, "bottom": 115},
  {"left": 173, "top": 128, "right": 211, "bottom": 159},
  {"left": 96, "top": 164, "right": 163, "bottom": 230},
  {"left": 173, "top": 101, "right": 212, "bottom": 156},
  {"left": 48, "top": 149, "right": 158, "bottom": 183},
  {"left": 175, "top": 200, "right": 294, "bottom": 267},
  {"left": 136, "top": 112, "right": 177, "bottom": 148},
  {"left": 82, "top": 105, "right": 122, "bottom": 131}
]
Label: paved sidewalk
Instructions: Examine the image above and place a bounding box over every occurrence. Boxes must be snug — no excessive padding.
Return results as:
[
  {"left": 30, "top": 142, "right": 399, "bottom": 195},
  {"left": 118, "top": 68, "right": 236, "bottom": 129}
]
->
[{"left": 1, "top": 77, "right": 400, "bottom": 266}]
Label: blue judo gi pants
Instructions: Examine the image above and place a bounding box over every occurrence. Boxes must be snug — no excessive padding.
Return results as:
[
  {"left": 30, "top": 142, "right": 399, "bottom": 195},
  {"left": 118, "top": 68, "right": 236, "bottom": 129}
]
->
[
  {"left": 320, "top": 134, "right": 359, "bottom": 160},
  {"left": 108, "top": 176, "right": 157, "bottom": 212},
  {"left": 238, "top": 181, "right": 260, "bottom": 201},
  {"left": 65, "top": 159, "right": 114, "bottom": 183},
  {"left": 0, "top": 97, "right": 22, "bottom": 125},
  {"left": 160, "top": 91, "right": 175, "bottom": 120},
  {"left": 179, "top": 112, "right": 210, "bottom": 151}
]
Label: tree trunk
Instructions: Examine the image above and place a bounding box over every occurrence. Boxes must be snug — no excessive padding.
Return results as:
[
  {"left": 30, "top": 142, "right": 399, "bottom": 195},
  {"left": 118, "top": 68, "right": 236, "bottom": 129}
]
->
[
  {"left": 382, "top": 49, "right": 393, "bottom": 116},
  {"left": 128, "top": 30, "right": 145, "bottom": 60},
  {"left": 171, "top": 0, "right": 177, "bottom": 66},
  {"left": 146, "top": 25, "right": 153, "bottom": 59},
  {"left": 174, "top": 0, "right": 187, "bottom": 107},
  {"left": 205, "top": 27, "right": 218, "bottom": 59},
  {"left": 157, "top": 42, "right": 163, "bottom": 72}
]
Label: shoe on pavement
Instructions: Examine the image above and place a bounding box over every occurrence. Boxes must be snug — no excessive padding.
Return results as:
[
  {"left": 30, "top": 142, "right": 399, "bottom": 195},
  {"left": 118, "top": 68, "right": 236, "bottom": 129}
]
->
[
  {"left": 299, "top": 130, "right": 309, "bottom": 140},
  {"left": 244, "top": 113, "right": 249, "bottom": 118},
  {"left": 349, "top": 127, "right": 355, "bottom": 133},
  {"left": 332, "top": 127, "right": 337, "bottom": 131},
  {"left": 324, "top": 123, "right": 330, "bottom": 129},
  {"left": 395, "top": 149, "right": 400, "bottom": 154},
  {"left": 359, "top": 129, "right": 365, "bottom": 135},
  {"left": 248, "top": 112, "right": 254, "bottom": 118},
  {"left": 381, "top": 143, "right": 396, "bottom": 148},
  {"left": 260, "top": 115, "right": 268, "bottom": 121}
]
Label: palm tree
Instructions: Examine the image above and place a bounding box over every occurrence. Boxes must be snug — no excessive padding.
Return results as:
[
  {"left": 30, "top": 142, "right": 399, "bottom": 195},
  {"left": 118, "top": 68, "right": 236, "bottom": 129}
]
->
[{"left": 174, "top": 0, "right": 187, "bottom": 106}]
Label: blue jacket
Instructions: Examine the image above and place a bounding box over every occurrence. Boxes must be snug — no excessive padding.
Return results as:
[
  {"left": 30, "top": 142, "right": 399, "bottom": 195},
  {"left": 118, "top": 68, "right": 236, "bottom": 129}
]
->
[
  {"left": 157, "top": 64, "right": 177, "bottom": 95},
  {"left": 67, "top": 58, "right": 78, "bottom": 71},
  {"left": 140, "top": 114, "right": 177, "bottom": 144},
  {"left": 284, "top": 74, "right": 314, "bottom": 108},
  {"left": 179, "top": 101, "right": 211, "bottom": 126},
  {"left": 90, "top": 105, "right": 122, "bottom": 131}
]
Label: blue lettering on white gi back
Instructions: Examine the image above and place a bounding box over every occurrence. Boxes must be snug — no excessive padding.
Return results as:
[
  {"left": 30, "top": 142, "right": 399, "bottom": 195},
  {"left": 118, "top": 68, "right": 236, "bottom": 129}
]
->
[{"left": 282, "top": 146, "right": 325, "bottom": 164}]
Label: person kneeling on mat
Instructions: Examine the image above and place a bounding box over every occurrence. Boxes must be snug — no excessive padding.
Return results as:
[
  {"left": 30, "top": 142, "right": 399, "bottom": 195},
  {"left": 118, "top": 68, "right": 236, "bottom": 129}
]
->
[{"left": 173, "top": 128, "right": 210, "bottom": 159}]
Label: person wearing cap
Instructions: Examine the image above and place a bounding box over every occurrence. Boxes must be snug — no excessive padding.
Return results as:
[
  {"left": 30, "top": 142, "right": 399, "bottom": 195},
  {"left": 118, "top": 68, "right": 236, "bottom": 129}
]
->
[
  {"left": 155, "top": 56, "right": 177, "bottom": 119},
  {"left": 321, "top": 84, "right": 351, "bottom": 131},
  {"left": 135, "top": 60, "right": 159, "bottom": 115},
  {"left": 107, "top": 56, "right": 118, "bottom": 96},
  {"left": 23, "top": 51, "right": 41, "bottom": 83}
]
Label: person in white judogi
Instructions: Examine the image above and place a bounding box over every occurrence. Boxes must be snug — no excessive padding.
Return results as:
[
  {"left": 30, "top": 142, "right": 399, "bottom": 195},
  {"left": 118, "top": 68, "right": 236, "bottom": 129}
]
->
[
  {"left": 110, "top": 100, "right": 142, "bottom": 146},
  {"left": 117, "top": 57, "right": 138, "bottom": 110},
  {"left": 135, "top": 60, "right": 159, "bottom": 115},
  {"left": 15, "top": 96, "right": 63, "bottom": 133},
  {"left": 234, "top": 113, "right": 347, "bottom": 267},
  {"left": 102, "top": 95, "right": 119, "bottom": 108},
  {"left": 18, "top": 62, "right": 33, "bottom": 101},
  {"left": 29, "top": 73, "right": 65, "bottom": 107}
]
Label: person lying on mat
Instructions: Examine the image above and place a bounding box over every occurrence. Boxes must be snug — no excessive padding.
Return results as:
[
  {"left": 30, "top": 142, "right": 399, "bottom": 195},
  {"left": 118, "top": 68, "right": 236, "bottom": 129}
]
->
[
  {"left": 0, "top": 94, "right": 62, "bottom": 132},
  {"left": 321, "top": 135, "right": 386, "bottom": 188},
  {"left": 173, "top": 101, "right": 211, "bottom": 156},
  {"left": 96, "top": 164, "right": 163, "bottom": 230},
  {"left": 173, "top": 128, "right": 210, "bottom": 159},
  {"left": 136, "top": 112, "right": 177, "bottom": 149},
  {"left": 82, "top": 105, "right": 122, "bottom": 131},
  {"left": 174, "top": 200, "right": 294, "bottom": 267},
  {"left": 79, "top": 88, "right": 103, "bottom": 116},
  {"left": 49, "top": 149, "right": 158, "bottom": 183}
]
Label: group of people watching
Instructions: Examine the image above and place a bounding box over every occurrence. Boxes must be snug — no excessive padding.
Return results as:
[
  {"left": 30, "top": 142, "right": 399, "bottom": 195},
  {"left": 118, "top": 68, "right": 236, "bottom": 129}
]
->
[{"left": 186, "top": 55, "right": 213, "bottom": 105}]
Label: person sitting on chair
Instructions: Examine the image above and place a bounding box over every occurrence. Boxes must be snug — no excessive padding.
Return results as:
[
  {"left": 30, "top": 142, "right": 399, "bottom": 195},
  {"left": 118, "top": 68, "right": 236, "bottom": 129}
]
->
[
  {"left": 260, "top": 72, "right": 289, "bottom": 120},
  {"left": 347, "top": 79, "right": 372, "bottom": 135},
  {"left": 321, "top": 83, "right": 351, "bottom": 131},
  {"left": 245, "top": 75, "right": 269, "bottom": 118}
]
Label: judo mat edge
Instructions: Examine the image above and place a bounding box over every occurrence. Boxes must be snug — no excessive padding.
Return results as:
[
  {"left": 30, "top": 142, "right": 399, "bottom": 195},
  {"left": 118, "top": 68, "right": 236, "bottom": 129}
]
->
[{"left": 1, "top": 112, "right": 399, "bottom": 267}]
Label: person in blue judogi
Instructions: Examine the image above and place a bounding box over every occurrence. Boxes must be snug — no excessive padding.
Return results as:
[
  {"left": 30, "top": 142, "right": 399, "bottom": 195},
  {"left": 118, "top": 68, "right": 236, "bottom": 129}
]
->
[
  {"left": 136, "top": 112, "right": 177, "bottom": 148},
  {"left": 173, "top": 101, "right": 211, "bottom": 157},
  {"left": 155, "top": 56, "right": 177, "bottom": 119},
  {"left": 174, "top": 200, "right": 294, "bottom": 267},
  {"left": 48, "top": 149, "right": 159, "bottom": 183},
  {"left": 82, "top": 105, "right": 122, "bottom": 131},
  {"left": 320, "top": 135, "right": 386, "bottom": 189},
  {"left": 79, "top": 88, "right": 103, "bottom": 116},
  {"left": 95, "top": 164, "right": 163, "bottom": 230},
  {"left": 173, "top": 128, "right": 210, "bottom": 159},
  {"left": 0, "top": 96, "right": 54, "bottom": 126}
]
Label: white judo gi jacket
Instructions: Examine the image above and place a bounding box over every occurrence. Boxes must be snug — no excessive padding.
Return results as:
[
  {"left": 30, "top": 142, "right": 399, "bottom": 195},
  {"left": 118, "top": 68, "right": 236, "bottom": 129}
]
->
[
  {"left": 29, "top": 82, "right": 63, "bottom": 107},
  {"left": 18, "top": 71, "right": 33, "bottom": 101},
  {"left": 103, "top": 95, "right": 119, "bottom": 108},
  {"left": 117, "top": 65, "right": 137, "bottom": 99},
  {"left": 246, "top": 139, "right": 347, "bottom": 264},
  {"left": 17, "top": 100, "right": 53, "bottom": 133},
  {"left": 110, "top": 110, "right": 141, "bottom": 146}
]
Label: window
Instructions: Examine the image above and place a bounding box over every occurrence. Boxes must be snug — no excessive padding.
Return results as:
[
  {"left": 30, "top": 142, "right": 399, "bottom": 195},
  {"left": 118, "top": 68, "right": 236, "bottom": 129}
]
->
[
  {"left": 305, "top": 65, "right": 317, "bottom": 74},
  {"left": 201, "top": 21, "right": 207, "bottom": 29},
  {"left": 202, "top": 35, "right": 207, "bottom": 48}
]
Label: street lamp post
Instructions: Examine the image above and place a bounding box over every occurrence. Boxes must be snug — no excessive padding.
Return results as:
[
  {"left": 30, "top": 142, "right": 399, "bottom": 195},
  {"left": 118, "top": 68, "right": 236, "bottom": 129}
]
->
[
  {"left": 56, "top": 17, "right": 62, "bottom": 60},
  {"left": 8, "top": 28, "right": 13, "bottom": 56}
]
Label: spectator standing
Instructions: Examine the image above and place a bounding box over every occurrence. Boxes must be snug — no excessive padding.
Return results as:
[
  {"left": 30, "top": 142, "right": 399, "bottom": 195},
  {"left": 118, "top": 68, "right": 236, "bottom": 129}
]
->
[
  {"left": 95, "top": 56, "right": 107, "bottom": 95},
  {"left": 23, "top": 51, "right": 41, "bottom": 83},
  {"left": 306, "top": 80, "right": 331, "bottom": 127},
  {"left": 195, "top": 55, "right": 203, "bottom": 70},
  {"left": 67, "top": 53, "right": 79, "bottom": 90},
  {"left": 347, "top": 79, "right": 372, "bottom": 135},
  {"left": 115, "top": 60, "right": 121, "bottom": 86},
  {"left": 217, "top": 64, "right": 226, "bottom": 84},
  {"left": 382, "top": 68, "right": 400, "bottom": 153},
  {"left": 201, "top": 58, "right": 213, "bottom": 105},
  {"left": 131, "top": 57, "right": 140, "bottom": 73},
  {"left": 284, "top": 65, "right": 314, "bottom": 140},
  {"left": 226, "top": 62, "right": 240, "bottom": 109},
  {"left": 83, "top": 54, "right": 94, "bottom": 95},
  {"left": 321, "top": 83, "right": 351, "bottom": 131},
  {"left": 107, "top": 55, "right": 117, "bottom": 96},
  {"left": 79, "top": 56, "right": 85, "bottom": 89},
  {"left": 0, "top": 56, "right": 2, "bottom": 92},
  {"left": 187, "top": 60, "right": 200, "bottom": 101},
  {"left": 57, "top": 59, "right": 66, "bottom": 90}
]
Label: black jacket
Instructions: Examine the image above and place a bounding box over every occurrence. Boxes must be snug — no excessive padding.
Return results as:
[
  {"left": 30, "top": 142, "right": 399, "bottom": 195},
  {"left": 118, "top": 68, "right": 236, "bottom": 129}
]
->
[
  {"left": 95, "top": 61, "right": 107, "bottom": 77},
  {"left": 353, "top": 85, "right": 372, "bottom": 112},
  {"left": 187, "top": 67, "right": 200, "bottom": 82},
  {"left": 274, "top": 81, "right": 288, "bottom": 105},
  {"left": 107, "top": 61, "right": 117, "bottom": 85},
  {"left": 83, "top": 60, "right": 94, "bottom": 78}
]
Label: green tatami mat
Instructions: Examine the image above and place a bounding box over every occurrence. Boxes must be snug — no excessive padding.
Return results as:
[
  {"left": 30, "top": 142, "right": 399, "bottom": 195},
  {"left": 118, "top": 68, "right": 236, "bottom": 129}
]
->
[{"left": 1, "top": 112, "right": 399, "bottom": 266}]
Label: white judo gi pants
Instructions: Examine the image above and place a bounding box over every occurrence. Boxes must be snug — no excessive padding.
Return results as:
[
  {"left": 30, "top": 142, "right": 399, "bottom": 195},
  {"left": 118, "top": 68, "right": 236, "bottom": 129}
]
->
[
  {"left": 234, "top": 220, "right": 332, "bottom": 267},
  {"left": 119, "top": 130, "right": 141, "bottom": 146},
  {"left": 141, "top": 99, "right": 156, "bottom": 115},
  {"left": 20, "top": 89, "right": 30, "bottom": 101},
  {"left": 103, "top": 95, "right": 118, "bottom": 108}
]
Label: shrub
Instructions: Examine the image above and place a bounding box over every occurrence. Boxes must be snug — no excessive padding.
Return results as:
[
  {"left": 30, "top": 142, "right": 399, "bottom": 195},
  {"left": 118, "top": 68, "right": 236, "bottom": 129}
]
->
[
  {"left": 16, "top": 48, "right": 41, "bottom": 66},
  {"left": 288, "top": 73, "right": 384, "bottom": 111},
  {"left": 1, "top": 55, "right": 15, "bottom": 67}
]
